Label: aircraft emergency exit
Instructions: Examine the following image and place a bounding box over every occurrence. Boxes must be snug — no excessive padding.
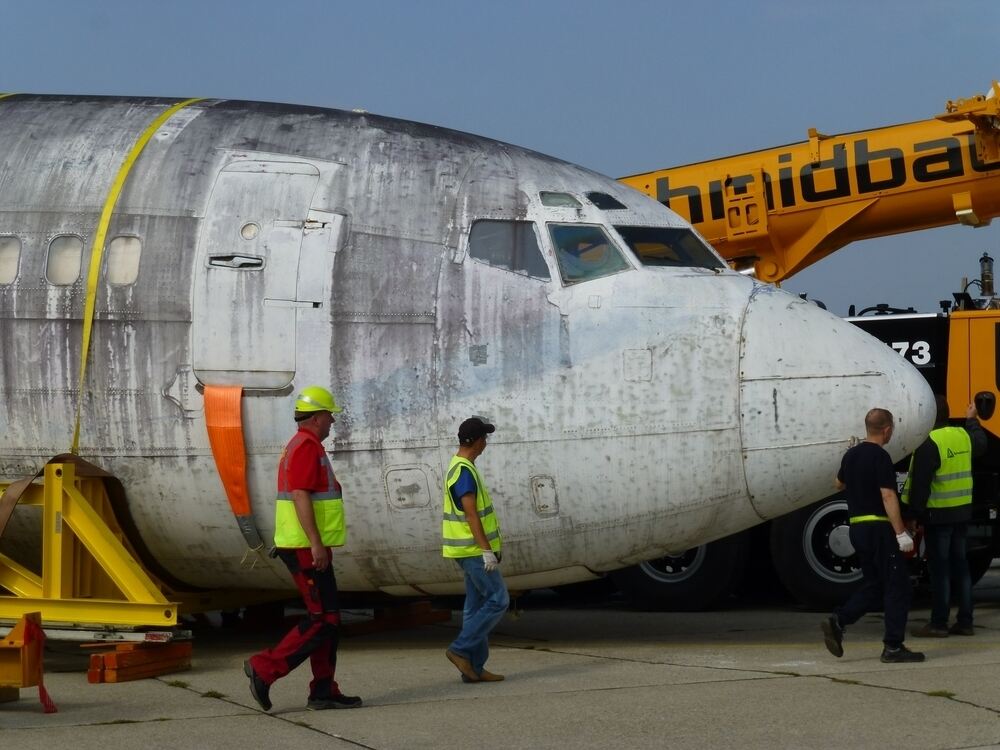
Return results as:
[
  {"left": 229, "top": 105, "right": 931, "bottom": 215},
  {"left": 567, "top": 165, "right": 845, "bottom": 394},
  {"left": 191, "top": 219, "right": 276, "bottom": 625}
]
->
[{"left": 0, "top": 95, "right": 933, "bottom": 606}]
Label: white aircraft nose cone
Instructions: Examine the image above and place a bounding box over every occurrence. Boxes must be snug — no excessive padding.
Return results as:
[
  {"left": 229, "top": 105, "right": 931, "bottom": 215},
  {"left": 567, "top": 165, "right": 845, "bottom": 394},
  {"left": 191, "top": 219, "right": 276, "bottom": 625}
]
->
[{"left": 738, "top": 285, "right": 934, "bottom": 521}]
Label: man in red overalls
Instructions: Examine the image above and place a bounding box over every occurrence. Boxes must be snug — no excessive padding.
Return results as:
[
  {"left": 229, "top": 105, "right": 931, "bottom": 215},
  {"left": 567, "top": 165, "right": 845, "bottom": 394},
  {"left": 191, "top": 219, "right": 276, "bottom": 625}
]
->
[{"left": 244, "top": 385, "right": 362, "bottom": 711}]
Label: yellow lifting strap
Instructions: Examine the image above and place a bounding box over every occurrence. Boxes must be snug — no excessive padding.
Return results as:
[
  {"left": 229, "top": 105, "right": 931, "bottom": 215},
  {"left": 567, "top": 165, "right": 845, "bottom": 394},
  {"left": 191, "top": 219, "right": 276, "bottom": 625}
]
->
[
  {"left": 204, "top": 385, "right": 264, "bottom": 550},
  {"left": 70, "top": 97, "right": 204, "bottom": 455}
]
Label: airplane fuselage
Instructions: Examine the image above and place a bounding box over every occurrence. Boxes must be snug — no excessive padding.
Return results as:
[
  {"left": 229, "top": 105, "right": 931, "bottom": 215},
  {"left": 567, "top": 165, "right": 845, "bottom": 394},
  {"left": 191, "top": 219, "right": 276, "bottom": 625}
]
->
[{"left": 0, "top": 96, "right": 934, "bottom": 597}]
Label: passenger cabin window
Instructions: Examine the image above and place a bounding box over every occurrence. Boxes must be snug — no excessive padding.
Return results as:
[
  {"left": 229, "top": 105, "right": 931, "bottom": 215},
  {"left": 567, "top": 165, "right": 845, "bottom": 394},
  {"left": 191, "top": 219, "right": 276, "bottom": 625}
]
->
[
  {"left": 587, "top": 192, "right": 627, "bottom": 210},
  {"left": 614, "top": 226, "right": 725, "bottom": 270},
  {"left": 549, "top": 224, "right": 630, "bottom": 284},
  {"left": 106, "top": 236, "right": 142, "bottom": 285},
  {"left": 0, "top": 236, "right": 20, "bottom": 284},
  {"left": 46, "top": 234, "right": 84, "bottom": 285},
  {"left": 468, "top": 220, "right": 550, "bottom": 280},
  {"left": 540, "top": 192, "right": 581, "bottom": 208}
]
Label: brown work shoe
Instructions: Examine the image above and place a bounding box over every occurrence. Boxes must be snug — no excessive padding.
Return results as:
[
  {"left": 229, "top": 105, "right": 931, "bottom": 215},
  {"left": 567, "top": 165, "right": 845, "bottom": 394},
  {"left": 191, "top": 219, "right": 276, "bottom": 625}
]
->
[
  {"left": 948, "top": 623, "right": 975, "bottom": 636},
  {"left": 446, "top": 649, "right": 480, "bottom": 682},
  {"left": 462, "top": 669, "right": 505, "bottom": 683},
  {"left": 911, "top": 622, "right": 949, "bottom": 638}
]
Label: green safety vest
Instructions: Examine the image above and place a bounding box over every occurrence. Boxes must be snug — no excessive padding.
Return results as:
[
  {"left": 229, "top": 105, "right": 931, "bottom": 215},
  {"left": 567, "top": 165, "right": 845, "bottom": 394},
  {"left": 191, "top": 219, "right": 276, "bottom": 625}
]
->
[
  {"left": 273, "top": 432, "right": 346, "bottom": 548},
  {"left": 442, "top": 455, "right": 502, "bottom": 558},
  {"left": 901, "top": 426, "right": 973, "bottom": 511}
]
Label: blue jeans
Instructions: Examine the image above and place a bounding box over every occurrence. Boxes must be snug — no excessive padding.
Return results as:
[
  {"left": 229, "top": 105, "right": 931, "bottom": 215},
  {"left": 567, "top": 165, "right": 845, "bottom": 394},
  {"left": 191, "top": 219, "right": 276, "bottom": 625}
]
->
[
  {"left": 449, "top": 556, "right": 509, "bottom": 674},
  {"left": 926, "top": 523, "right": 973, "bottom": 628}
]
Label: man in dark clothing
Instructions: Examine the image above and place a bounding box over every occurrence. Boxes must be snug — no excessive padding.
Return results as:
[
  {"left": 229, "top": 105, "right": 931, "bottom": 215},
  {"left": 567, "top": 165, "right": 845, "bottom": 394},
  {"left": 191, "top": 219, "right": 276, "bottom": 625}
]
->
[
  {"left": 821, "top": 407, "right": 925, "bottom": 663},
  {"left": 904, "top": 395, "right": 986, "bottom": 637}
]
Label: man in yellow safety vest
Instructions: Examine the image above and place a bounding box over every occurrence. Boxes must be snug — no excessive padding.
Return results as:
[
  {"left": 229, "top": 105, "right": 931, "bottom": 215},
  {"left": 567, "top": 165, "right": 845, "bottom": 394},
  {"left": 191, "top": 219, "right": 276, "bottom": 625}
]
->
[
  {"left": 244, "top": 386, "right": 362, "bottom": 712},
  {"left": 443, "top": 416, "right": 509, "bottom": 683},
  {"left": 904, "top": 395, "right": 986, "bottom": 638}
]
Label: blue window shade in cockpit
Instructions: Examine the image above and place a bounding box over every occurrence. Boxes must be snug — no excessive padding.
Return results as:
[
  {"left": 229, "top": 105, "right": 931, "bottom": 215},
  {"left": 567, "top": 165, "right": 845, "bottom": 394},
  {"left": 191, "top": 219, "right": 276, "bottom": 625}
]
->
[
  {"left": 614, "top": 226, "right": 725, "bottom": 270},
  {"left": 549, "top": 224, "right": 631, "bottom": 285},
  {"left": 468, "top": 220, "right": 550, "bottom": 280}
]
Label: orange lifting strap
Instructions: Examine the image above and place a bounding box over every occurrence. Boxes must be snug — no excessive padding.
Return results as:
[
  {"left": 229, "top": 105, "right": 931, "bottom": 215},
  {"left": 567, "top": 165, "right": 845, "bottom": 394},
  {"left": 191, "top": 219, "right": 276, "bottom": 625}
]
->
[{"left": 204, "top": 385, "right": 264, "bottom": 550}]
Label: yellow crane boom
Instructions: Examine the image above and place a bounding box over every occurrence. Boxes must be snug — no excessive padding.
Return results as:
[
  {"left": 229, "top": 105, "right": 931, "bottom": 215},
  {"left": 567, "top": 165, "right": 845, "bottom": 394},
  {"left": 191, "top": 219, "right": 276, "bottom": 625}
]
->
[{"left": 619, "top": 81, "right": 1000, "bottom": 283}]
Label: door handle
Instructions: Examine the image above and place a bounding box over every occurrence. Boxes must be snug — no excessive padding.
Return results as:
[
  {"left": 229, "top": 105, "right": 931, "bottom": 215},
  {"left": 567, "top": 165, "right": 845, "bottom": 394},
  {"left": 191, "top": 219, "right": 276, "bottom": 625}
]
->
[{"left": 208, "top": 255, "right": 263, "bottom": 269}]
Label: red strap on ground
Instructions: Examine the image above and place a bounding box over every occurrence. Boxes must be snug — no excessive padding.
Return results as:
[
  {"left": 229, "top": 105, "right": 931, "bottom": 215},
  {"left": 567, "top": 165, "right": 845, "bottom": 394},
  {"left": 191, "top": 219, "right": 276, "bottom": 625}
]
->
[{"left": 23, "top": 619, "right": 57, "bottom": 713}]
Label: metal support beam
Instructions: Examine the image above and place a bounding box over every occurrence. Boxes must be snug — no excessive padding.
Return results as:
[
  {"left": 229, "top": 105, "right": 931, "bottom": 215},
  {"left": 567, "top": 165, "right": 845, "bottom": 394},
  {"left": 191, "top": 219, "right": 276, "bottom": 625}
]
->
[{"left": 0, "top": 463, "right": 179, "bottom": 628}]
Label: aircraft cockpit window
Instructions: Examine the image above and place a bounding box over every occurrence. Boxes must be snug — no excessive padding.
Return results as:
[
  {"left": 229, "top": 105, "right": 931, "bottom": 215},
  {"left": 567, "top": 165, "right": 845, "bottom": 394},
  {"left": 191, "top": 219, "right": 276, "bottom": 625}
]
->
[
  {"left": 468, "top": 220, "right": 551, "bottom": 280},
  {"left": 548, "top": 224, "right": 631, "bottom": 284},
  {"left": 614, "top": 226, "right": 725, "bottom": 270},
  {"left": 586, "top": 192, "right": 627, "bottom": 210},
  {"left": 46, "top": 234, "right": 84, "bottom": 285},
  {"left": 0, "top": 236, "right": 20, "bottom": 284},
  {"left": 540, "top": 192, "right": 582, "bottom": 208},
  {"left": 106, "top": 236, "right": 142, "bottom": 286}
]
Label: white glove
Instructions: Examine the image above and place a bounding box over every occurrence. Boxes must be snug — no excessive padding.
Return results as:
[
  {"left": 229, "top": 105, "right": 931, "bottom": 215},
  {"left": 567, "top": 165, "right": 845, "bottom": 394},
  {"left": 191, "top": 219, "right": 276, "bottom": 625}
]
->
[
  {"left": 482, "top": 550, "right": 500, "bottom": 572},
  {"left": 896, "top": 531, "right": 914, "bottom": 553}
]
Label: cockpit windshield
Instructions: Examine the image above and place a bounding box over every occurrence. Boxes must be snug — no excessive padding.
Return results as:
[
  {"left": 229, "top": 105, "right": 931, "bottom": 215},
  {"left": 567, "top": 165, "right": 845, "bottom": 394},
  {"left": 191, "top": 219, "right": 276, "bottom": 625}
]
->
[
  {"left": 614, "top": 226, "right": 725, "bottom": 270},
  {"left": 548, "top": 224, "right": 631, "bottom": 285}
]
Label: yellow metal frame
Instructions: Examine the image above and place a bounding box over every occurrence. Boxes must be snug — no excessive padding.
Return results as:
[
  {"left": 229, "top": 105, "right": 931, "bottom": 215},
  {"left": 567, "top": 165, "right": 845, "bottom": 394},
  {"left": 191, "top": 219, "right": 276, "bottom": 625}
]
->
[{"left": 0, "top": 464, "right": 178, "bottom": 627}]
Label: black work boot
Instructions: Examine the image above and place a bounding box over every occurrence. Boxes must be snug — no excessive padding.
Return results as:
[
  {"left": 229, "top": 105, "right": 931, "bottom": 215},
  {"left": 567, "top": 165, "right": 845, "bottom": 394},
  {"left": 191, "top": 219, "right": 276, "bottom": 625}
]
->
[
  {"left": 821, "top": 615, "right": 844, "bottom": 658},
  {"left": 880, "top": 645, "right": 925, "bottom": 663},
  {"left": 307, "top": 693, "right": 363, "bottom": 710},
  {"left": 243, "top": 660, "right": 272, "bottom": 711}
]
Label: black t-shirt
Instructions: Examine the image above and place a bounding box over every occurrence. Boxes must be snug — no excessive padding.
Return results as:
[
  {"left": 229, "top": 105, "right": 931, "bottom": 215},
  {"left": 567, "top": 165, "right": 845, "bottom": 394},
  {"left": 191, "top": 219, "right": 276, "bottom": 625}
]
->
[{"left": 837, "top": 441, "right": 897, "bottom": 518}]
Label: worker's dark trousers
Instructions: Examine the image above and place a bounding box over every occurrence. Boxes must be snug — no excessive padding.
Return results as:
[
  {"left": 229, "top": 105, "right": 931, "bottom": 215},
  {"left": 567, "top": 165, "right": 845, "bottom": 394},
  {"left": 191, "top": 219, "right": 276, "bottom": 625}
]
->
[
  {"left": 926, "top": 522, "right": 973, "bottom": 628},
  {"left": 834, "top": 523, "right": 911, "bottom": 648},
  {"left": 248, "top": 548, "right": 342, "bottom": 700}
]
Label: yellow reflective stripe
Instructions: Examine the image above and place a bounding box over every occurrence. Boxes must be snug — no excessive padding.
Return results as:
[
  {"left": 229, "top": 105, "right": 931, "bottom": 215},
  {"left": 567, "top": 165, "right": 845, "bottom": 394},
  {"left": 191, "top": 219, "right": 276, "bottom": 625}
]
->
[
  {"left": 71, "top": 97, "right": 204, "bottom": 454},
  {"left": 849, "top": 514, "right": 889, "bottom": 523},
  {"left": 936, "top": 470, "right": 972, "bottom": 482},
  {"left": 0, "top": 93, "right": 17, "bottom": 101},
  {"left": 929, "top": 488, "right": 973, "bottom": 500},
  {"left": 927, "top": 500, "right": 972, "bottom": 510},
  {"left": 442, "top": 530, "right": 502, "bottom": 546},
  {"left": 443, "top": 506, "right": 495, "bottom": 521}
]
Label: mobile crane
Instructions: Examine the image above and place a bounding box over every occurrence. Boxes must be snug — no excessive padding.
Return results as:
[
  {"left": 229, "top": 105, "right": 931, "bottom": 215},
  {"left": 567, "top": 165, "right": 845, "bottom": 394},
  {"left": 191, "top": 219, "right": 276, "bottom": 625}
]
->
[{"left": 611, "top": 81, "right": 1000, "bottom": 610}]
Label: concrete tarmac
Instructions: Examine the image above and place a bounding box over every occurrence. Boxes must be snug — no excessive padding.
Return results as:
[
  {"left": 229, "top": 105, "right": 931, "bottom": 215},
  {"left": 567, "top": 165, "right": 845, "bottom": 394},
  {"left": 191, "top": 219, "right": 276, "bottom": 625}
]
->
[{"left": 5, "top": 574, "right": 1000, "bottom": 750}]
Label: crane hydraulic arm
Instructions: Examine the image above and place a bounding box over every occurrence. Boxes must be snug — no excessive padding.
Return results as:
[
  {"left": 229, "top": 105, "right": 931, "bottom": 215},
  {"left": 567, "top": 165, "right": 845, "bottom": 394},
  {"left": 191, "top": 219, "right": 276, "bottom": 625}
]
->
[{"left": 619, "top": 81, "right": 1000, "bottom": 283}]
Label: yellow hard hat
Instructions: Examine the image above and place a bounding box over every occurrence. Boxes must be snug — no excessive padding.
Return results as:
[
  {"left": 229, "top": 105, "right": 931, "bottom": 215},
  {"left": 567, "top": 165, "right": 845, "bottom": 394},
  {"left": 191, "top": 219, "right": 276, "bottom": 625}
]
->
[{"left": 295, "top": 385, "right": 342, "bottom": 413}]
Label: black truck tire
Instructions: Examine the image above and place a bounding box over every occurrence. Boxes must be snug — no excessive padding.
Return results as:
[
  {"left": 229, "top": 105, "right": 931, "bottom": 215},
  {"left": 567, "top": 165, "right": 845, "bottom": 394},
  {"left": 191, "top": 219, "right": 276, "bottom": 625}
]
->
[
  {"left": 609, "top": 532, "right": 750, "bottom": 611},
  {"left": 968, "top": 547, "right": 994, "bottom": 586},
  {"left": 769, "top": 495, "right": 863, "bottom": 610}
]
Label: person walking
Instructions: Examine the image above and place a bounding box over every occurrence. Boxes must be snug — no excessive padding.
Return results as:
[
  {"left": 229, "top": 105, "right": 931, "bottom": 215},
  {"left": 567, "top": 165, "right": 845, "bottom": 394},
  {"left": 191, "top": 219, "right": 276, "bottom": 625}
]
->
[
  {"left": 904, "top": 395, "right": 986, "bottom": 637},
  {"left": 443, "top": 416, "right": 509, "bottom": 683},
  {"left": 822, "top": 407, "right": 925, "bottom": 663},
  {"left": 244, "top": 386, "right": 362, "bottom": 711}
]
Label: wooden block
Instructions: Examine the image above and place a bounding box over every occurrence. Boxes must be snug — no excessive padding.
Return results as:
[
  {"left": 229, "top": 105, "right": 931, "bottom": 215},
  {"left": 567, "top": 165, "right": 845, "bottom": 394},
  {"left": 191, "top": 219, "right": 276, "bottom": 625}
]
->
[
  {"left": 102, "top": 642, "right": 191, "bottom": 669},
  {"left": 101, "top": 656, "right": 191, "bottom": 683},
  {"left": 342, "top": 601, "right": 450, "bottom": 636},
  {"left": 87, "top": 667, "right": 104, "bottom": 684}
]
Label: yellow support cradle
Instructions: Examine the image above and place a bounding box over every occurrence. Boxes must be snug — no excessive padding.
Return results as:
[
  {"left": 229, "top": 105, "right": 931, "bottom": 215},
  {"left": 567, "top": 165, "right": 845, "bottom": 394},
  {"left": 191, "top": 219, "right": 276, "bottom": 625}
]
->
[{"left": 0, "top": 463, "right": 178, "bottom": 628}]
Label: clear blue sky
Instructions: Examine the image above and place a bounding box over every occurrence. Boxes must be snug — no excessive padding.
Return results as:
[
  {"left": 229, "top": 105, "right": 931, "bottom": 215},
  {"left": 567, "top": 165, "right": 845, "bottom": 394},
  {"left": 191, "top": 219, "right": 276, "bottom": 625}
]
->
[{"left": 3, "top": 0, "right": 997, "bottom": 314}]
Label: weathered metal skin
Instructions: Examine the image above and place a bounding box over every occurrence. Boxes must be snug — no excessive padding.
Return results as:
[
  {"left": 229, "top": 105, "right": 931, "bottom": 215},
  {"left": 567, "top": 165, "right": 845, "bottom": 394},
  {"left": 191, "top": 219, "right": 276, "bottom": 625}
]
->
[{"left": 0, "top": 96, "right": 934, "bottom": 596}]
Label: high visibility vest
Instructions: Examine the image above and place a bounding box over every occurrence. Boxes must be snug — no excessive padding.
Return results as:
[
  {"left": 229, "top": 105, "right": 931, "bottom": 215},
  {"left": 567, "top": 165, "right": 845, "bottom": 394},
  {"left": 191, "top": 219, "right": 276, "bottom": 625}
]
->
[
  {"left": 901, "top": 426, "right": 973, "bottom": 511},
  {"left": 442, "top": 455, "right": 501, "bottom": 558},
  {"left": 273, "top": 432, "right": 346, "bottom": 548}
]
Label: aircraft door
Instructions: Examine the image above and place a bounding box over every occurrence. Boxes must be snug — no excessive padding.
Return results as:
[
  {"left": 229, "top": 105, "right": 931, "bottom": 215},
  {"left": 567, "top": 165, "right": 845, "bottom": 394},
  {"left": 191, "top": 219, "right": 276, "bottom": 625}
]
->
[{"left": 193, "top": 160, "right": 320, "bottom": 388}]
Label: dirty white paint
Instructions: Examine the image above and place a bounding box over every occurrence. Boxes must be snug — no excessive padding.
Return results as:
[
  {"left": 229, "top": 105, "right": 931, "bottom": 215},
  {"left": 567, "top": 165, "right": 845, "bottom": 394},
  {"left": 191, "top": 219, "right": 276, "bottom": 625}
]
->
[{"left": 0, "top": 96, "right": 935, "bottom": 598}]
